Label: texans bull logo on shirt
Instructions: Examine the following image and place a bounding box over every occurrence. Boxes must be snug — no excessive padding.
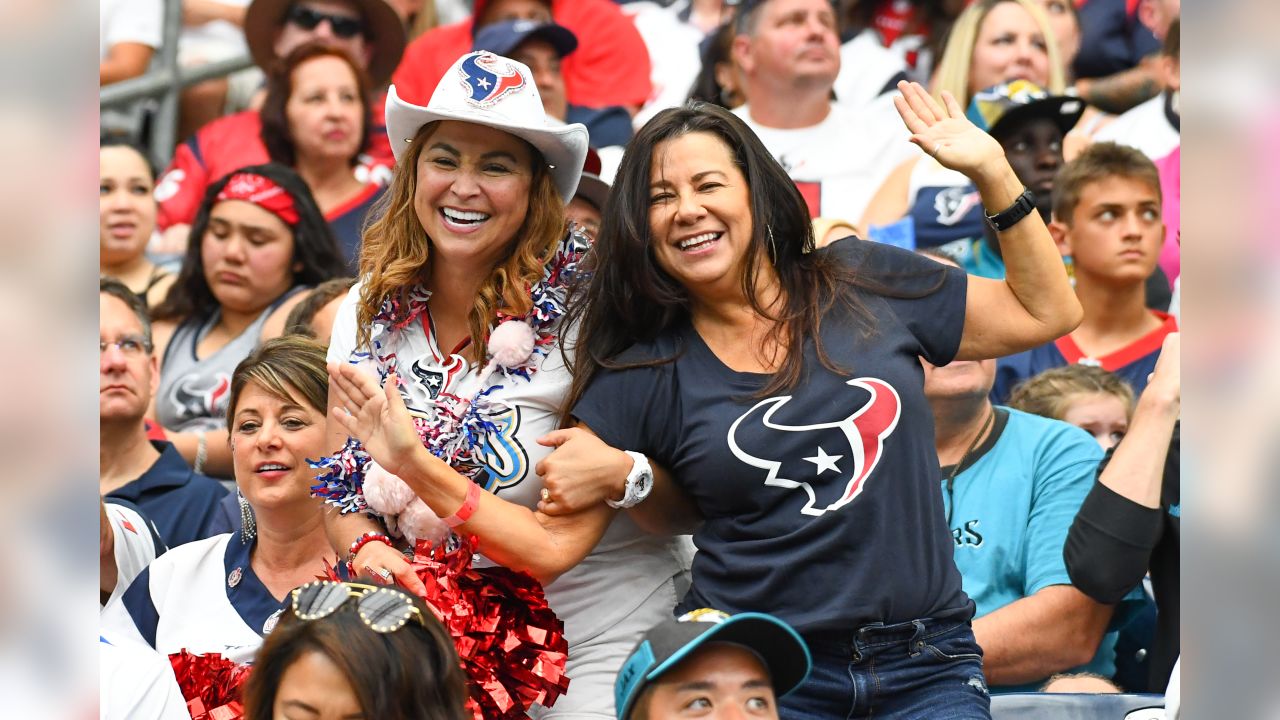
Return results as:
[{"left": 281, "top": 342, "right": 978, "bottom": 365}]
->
[
  {"left": 459, "top": 52, "right": 527, "bottom": 107},
  {"left": 728, "top": 377, "right": 901, "bottom": 516},
  {"left": 167, "top": 373, "right": 231, "bottom": 426}
]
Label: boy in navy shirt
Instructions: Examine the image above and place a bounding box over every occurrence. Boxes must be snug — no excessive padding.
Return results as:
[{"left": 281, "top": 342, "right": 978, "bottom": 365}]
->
[{"left": 992, "top": 142, "right": 1177, "bottom": 403}]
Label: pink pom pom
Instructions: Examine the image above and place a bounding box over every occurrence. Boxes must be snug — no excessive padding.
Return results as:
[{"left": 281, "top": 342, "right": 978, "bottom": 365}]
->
[
  {"left": 399, "top": 498, "right": 450, "bottom": 547},
  {"left": 488, "top": 320, "right": 536, "bottom": 369},
  {"left": 362, "top": 461, "right": 415, "bottom": 515}
]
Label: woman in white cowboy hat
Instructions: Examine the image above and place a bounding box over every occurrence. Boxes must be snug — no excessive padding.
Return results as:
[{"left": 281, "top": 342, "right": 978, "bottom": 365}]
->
[{"left": 319, "top": 51, "right": 687, "bottom": 717}]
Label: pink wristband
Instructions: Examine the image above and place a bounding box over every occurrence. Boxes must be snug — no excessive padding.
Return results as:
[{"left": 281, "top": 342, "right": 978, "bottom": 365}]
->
[{"left": 443, "top": 482, "right": 482, "bottom": 528}]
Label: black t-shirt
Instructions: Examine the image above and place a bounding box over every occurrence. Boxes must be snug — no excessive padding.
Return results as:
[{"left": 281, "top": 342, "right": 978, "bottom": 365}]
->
[{"left": 574, "top": 238, "right": 974, "bottom": 633}]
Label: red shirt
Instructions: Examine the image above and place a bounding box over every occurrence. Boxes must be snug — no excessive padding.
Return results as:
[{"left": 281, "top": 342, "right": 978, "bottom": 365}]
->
[
  {"left": 392, "top": 0, "right": 652, "bottom": 110},
  {"left": 155, "top": 94, "right": 393, "bottom": 230}
]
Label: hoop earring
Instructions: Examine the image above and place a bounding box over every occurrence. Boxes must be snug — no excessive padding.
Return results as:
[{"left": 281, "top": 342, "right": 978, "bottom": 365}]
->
[{"left": 239, "top": 488, "right": 257, "bottom": 545}]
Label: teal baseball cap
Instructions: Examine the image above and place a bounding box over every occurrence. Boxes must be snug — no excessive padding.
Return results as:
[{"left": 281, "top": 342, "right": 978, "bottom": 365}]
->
[{"left": 614, "top": 609, "right": 811, "bottom": 719}]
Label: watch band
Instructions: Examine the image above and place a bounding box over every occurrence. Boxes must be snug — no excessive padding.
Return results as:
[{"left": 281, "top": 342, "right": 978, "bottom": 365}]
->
[
  {"left": 607, "top": 451, "right": 653, "bottom": 509},
  {"left": 985, "top": 188, "right": 1036, "bottom": 232}
]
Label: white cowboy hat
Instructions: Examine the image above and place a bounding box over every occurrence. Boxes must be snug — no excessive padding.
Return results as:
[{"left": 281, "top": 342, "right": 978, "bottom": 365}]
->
[{"left": 384, "top": 51, "right": 589, "bottom": 204}]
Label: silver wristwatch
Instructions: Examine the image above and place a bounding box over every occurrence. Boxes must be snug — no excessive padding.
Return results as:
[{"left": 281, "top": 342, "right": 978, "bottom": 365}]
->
[{"left": 606, "top": 451, "right": 653, "bottom": 509}]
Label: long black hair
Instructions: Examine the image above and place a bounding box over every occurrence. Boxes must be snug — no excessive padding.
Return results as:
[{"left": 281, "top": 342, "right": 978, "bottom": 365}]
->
[
  {"left": 152, "top": 163, "right": 345, "bottom": 322},
  {"left": 563, "top": 101, "right": 904, "bottom": 412}
]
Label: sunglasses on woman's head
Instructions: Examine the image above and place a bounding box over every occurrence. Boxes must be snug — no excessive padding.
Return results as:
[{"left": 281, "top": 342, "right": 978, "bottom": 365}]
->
[
  {"left": 291, "top": 581, "right": 425, "bottom": 633},
  {"left": 285, "top": 5, "right": 366, "bottom": 39}
]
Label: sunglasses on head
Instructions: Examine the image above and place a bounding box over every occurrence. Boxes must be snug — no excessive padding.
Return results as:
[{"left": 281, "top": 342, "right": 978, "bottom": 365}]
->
[
  {"left": 291, "top": 581, "right": 425, "bottom": 634},
  {"left": 285, "top": 5, "right": 366, "bottom": 39}
]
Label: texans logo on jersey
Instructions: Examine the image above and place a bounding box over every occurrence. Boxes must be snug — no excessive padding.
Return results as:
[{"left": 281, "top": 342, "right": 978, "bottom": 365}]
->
[
  {"left": 727, "top": 377, "right": 901, "bottom": 516},
  {"left": 459, "top": 52, "right": 526, "bottom": 107},
  {"left": 169, "top": 373, "right": 231, "bottom": 424},
  {"left": 933, "top": 186, "right": 983, "bottom": 227}
]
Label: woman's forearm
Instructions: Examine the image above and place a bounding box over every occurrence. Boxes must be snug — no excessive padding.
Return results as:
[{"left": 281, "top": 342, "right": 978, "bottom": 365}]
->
[
  {"left": 399, "top": 447, "right": 613, "bottom": 585},
  {"left": 974, "top": 161, "right": 1082, "bottom": 337}
]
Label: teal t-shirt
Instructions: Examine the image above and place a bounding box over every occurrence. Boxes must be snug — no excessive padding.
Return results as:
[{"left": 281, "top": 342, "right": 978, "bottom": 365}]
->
[{"left": 942, "top": 407, "right": 1122, "bottom": 692}]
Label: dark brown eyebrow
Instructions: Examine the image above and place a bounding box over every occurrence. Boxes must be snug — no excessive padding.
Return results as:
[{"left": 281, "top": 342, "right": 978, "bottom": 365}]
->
[
  {"left": 428, "top": 142, "right": 521, "bottom": 164},
  {"left": 207, "top": 215, "right": 280, "bottom": 236},
  {"left": 650, "top": 169, "right": 728, "bottom": 189}
]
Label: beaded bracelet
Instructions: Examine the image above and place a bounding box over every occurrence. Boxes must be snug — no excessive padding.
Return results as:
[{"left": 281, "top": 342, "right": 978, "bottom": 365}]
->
[{"left": 346, "top": 532, "right": 393, "bottom": 570}]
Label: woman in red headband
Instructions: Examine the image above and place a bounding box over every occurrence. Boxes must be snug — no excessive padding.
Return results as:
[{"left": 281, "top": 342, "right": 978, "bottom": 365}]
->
[{"left": 150, "top": 163, "right": 345, "bottom": 478}]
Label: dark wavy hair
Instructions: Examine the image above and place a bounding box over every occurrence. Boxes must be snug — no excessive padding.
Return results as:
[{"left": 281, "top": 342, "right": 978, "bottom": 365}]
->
[
  {"left": 242, "top": 586, "right": 469, "bottom": 720},
  {"left": 152, "top": 163, "right": 346, "bottom": 323},
  {"left": 260, "top": 42, "right": 373, "bottom": 169},
  {"left": 563, "top": 101, "right": 917, "bottom": 412}
]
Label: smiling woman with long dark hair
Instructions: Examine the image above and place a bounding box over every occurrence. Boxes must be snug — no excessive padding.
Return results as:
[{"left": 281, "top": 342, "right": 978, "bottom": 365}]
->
[{"left": 556, "top": 83, "right": 1082, "bottom": 717}]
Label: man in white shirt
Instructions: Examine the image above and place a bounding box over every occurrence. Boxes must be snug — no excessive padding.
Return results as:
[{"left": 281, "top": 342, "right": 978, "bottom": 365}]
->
[{"left": 730, "top": 0, "right": 919, "bottom": 225}]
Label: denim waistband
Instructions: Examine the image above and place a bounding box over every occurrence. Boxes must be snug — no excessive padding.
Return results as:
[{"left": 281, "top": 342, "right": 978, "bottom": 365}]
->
[{"left": 802, "top": 617, "right": 971, "bottom": 658}]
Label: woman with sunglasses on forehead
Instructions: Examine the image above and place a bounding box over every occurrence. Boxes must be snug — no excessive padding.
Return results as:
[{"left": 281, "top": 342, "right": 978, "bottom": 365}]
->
[
  {"left": 320, "top": 51, "right": 687, "bottom": 717},
  {"left": 244, "top": 581, "right": 469, "bottom": 720},
  {"left": 150, "top": 163, "right": 344, "bottom": 477},
  {"left": 103, "top": 337, "right": 348, "bottom": 664}
]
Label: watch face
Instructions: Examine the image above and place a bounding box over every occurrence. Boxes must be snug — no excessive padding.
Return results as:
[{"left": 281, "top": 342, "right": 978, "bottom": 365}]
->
[{"left": 636, "top": 470, "right": 653, "bottom": 494}]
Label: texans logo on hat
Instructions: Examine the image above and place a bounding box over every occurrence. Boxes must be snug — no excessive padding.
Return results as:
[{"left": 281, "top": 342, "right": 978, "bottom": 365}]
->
[{"left": 459, "top": 52, "right": 527, "bottom": 107}]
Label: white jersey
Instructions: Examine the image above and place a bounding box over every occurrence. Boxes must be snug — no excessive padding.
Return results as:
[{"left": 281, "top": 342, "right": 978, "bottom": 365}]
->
[
  {"left": 1093, "top": 93, "right": 1180, "bottom": 161},
  {"left": 100, "top": 631, "right": 189, "bottom": 720},
  {"left": 835, "top": 31, "right": 909, "bottom": 111},
  {"left": 625, "top": 1, "right": 706, "bottom": 129},
  {"left": 329, "top": 282, "right": 684, "bottom": 714},
  {"left": 103, "top": 502, "right": 162, "bottom": 609},
  {"left": 734, "top": 97, "right": 920, "bottom": 224},
  {"left": 100, "top": 0, "right": 162, "bottom": 59},
  {"left": 102, "top": 533, "right": 286, "bottom": 665}
]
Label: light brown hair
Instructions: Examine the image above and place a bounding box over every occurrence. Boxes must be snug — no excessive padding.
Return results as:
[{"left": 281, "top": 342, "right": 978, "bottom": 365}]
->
[
  {"left": 1051, "top": 141, "right": 1162, "bottom": 226},
  {"left": 1007, "top": 364, "right": 1135, "bottom": 422},
  {"left": 227, "top": 336, "right": 330, "bottom": 430},
  {"left": 354, "top": 122, "right": 566, "bottom": 360}
]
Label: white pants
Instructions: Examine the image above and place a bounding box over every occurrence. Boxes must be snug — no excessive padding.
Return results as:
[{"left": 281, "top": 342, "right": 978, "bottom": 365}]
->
[{"left": 532, "top": 575, "right": 681, "bottom": 719}]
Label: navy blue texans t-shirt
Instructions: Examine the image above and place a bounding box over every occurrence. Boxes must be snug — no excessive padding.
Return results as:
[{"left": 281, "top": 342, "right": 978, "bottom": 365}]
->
[{"left": 574, "top": 238, "right": 975, "bottom": 634}]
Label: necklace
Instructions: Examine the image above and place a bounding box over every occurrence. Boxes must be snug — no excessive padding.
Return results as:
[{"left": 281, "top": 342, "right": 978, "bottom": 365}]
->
[
  {"left": 943, "top": 406, "right": 995, "bottom": 528},
  {"left": 312, "top": 228, "right": 589, "bottom": 516}
]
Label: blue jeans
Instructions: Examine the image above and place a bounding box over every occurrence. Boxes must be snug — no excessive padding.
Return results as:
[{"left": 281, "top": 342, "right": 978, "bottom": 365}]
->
[{"left": 780, "top": 618, "right": 991, "bottom": 720}]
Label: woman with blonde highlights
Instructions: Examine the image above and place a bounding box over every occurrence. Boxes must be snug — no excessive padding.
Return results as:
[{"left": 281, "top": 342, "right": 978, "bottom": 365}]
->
[
  {"left": 320, "top": 51, "right": 687, "bottom": 718},
  {"left": 862, "top": 0, "right": 1066, "bottom": 238}
]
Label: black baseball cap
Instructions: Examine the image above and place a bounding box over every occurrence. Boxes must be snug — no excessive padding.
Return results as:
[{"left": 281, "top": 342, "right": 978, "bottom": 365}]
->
[
  {"left": 614, "top": 609, "right": 812, "bottom": 719},
  {"left": 471, "top": 19, "right": 578, "bottom": 59}
]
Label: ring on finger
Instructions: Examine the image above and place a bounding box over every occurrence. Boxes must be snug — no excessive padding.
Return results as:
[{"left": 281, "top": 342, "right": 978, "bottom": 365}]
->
[{"left": 540, "top": 488, "right": 551, "bottom": 503}]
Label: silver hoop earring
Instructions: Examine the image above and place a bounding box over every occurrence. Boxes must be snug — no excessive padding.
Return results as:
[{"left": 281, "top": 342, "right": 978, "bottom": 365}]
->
[{"left": 238, "top": 489, "right": 257, "bottom": 545}]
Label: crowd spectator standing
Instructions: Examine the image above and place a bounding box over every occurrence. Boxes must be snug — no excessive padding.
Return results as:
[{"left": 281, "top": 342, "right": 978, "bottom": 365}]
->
[
  {"left": 100, "top": 279, "right": 228, "bottom": 548},
  {"left": 730, "top": 0, "right": 919, "bottom": 229},
  {"left": 992, "top": 142, "right": 1177, "bottom": 403}
]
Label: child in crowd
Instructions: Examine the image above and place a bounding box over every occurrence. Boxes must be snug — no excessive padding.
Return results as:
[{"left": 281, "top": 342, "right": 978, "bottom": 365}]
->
[
  {"left": 992, "top": 142, "right": 1177, "bottom": 403},
  {"left": 1008, "top": 364, "right": 1135, "bottom": 450}
]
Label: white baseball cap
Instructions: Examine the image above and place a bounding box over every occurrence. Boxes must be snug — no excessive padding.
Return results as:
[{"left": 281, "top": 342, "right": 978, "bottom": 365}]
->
[{"left": 384, "top": 51, "right": 589, "bottom": 205}]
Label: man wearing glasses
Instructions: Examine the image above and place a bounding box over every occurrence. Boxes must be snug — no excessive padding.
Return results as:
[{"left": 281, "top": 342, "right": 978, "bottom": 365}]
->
[
  {"left": 100, "top": 278, "right": 228, "bottom": 548},
  {"left": 154, "top": 0, "right": 406, "bottom": 246}
]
